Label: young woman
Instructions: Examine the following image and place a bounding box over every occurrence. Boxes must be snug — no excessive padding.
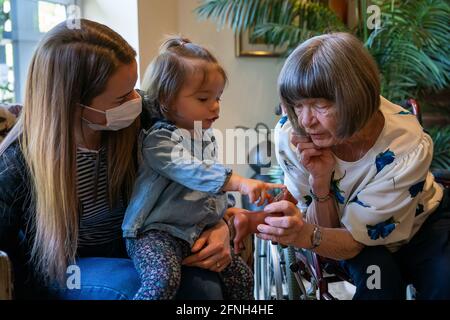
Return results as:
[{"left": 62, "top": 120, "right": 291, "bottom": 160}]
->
[{"left": 0, "top": 19, "right": 230, "bottom": 299}]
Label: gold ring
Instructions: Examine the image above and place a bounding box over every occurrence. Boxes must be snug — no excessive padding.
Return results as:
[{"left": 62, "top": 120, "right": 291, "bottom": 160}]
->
[{"left": 216, "top": 262, "right": 221, "bottom": 268}]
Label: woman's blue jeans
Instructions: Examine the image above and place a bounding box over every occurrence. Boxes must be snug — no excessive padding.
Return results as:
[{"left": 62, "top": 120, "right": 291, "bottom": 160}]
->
[{"left": 46, "top": 257, "right": 224, "bottom": 300}]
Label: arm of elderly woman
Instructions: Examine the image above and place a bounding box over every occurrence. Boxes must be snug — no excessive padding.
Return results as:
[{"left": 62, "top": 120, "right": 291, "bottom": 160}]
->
[
  {"left": 292, "top": 135, "right": 341, "bottom": 228},
  {"left": 256, "top": 200, "right": 364, "bottom": 260},
  {"left": 305, "top": 182, "right": 341, "bottom": 228},
  {"left": 283, "top": 134, "right": 364, "bottom": 259}
]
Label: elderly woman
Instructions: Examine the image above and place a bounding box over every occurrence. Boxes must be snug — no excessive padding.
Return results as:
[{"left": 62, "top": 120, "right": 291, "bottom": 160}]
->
[{"left": 257, "top": 33, "right": 450, "bottom": 299}]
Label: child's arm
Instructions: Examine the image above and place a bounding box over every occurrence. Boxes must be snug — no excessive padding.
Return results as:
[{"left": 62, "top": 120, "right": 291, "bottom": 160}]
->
[
  {"left": 142, "top": 125, "right": 232, "bottom": 194},
  {"left": 223, "top": 173, "right": 285, "bottom": 206},
  {"left": 143, "top": 125, "right": 284, "bottom": 199}
]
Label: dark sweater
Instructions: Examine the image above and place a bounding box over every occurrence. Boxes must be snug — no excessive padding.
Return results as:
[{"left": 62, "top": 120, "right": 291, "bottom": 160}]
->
[{"left": 0, "top": 91, "right": 158, "bottom": 297}]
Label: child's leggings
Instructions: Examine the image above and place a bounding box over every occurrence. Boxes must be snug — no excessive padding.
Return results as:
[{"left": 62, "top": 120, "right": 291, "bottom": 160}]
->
[{"left": 126, "top": 229, "right": 254, "bottom": 300}]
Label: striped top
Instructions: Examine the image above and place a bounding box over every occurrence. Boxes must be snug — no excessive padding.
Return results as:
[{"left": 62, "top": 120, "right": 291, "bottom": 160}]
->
[{"left": 76, "top": 146, "right": 124, "bottom": 248}]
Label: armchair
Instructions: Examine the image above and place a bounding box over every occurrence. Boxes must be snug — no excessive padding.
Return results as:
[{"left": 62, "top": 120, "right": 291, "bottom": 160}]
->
[
  {"left": 0, "top": 104, "right": 20, "bottom": 300},
  {"left": 0, "top": 251, "right": 13, "bottom": 300}
]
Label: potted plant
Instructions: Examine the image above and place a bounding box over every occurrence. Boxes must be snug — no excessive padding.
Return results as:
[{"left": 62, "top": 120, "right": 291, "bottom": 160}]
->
[{"left": 196, "top": 0, "right": 450, "bottom": 169}]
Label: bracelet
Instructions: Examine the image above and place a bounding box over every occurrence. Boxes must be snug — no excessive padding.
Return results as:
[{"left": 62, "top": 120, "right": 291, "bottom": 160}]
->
[
  {"left": 310, "top": 189, "right": 333, "bottom": 203},
  {"left": 309, "top": 225, "right": 322, "bottom": 250}
]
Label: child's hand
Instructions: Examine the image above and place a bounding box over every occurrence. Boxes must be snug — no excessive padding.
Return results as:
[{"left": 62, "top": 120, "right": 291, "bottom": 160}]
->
[
  {"left": 239, "top": 178, "right": 285, "bottom": 206},
  {"left": 224, "top": 173, "right": 285, "bottom": 206}
]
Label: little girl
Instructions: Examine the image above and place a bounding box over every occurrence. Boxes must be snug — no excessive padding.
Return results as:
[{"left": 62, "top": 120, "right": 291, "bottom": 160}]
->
[{"left": 122, "top": 36, "right": 283, "bottom": 300}]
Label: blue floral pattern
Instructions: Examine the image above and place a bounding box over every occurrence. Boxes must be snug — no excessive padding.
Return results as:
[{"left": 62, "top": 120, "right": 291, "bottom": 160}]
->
[
  {"left": 366, "top": 217, "right": 398, "bottom": 240},
  {"left": 330, "top": 171, "right": 346, "bottom": 204},
  {"left": 409, "top": 180, "right": 425, "bottom": 198},
  {"left": 283, "top": 159, "right": 296, "bottom": 172},
  {"left": 304, "top": 195, "right": 312, "bottom": 207},
  {"left": 278, "top": 115, "right": 288, "bottom": 128},
  {"left": 375, "top": 149, "right": 395, "bottom": 174},
  {"left": 415, "top": 204, "right": 424, "bottom": 216},
  {"left": 350, "top": 195, "right": 371, "bottom": 208}
]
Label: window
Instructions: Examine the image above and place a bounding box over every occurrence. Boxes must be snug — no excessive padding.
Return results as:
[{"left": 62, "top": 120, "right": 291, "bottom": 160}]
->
[
  {"left": 0, "top": 0, "right": 78, "bottom": 103},
  {"left": 0, "top": 0, "right": 13, "bottom": 102},
  {"left": 38, "top": 1, "right": 68, "bottom": 33}
]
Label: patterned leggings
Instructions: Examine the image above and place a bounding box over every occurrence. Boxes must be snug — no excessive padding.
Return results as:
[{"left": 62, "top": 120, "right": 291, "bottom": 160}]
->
[{"left": 126, "top": 230, "right": 254, "bottom": 300}]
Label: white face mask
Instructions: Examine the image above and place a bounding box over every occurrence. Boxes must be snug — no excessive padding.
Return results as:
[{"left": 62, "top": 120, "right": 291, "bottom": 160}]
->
[{"left": 81, "top": 96, "right": 142, "bottom": 131}]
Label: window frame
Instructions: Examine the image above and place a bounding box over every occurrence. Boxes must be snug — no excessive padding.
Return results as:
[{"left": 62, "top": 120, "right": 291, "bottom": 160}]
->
[{"left": 3, "top": 0, "right": 80, "bottom": 102}]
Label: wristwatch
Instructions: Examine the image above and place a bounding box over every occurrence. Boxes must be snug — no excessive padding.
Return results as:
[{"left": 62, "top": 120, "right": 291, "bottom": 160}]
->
[{"left": 310, "top": 225, "right": 322, "bottom": 249}]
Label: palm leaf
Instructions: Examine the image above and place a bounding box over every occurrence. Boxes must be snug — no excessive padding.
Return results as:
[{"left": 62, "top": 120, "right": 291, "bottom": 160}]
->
[
  {"left": 428, "top": 126, "right": 450, "bottom": 170},
  {"left": 196, "top": 0, "right": 290, "bottom": 33},
  {"left": 196, "top": 0, "right": 345, "bottom": 52},
  {"left": 196, "top": 0, "right": 449, "bottom": 108},
  {"left": 252, "top": 23, "right": 316, "bottom": 52},
  {"left": 367, "top": 0, "right": 450, "bottom": 104}
]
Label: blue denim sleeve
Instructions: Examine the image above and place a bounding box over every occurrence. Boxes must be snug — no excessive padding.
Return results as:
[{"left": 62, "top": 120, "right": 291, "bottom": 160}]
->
[{"left": 141, "top": 126, "right": 232, "bottom": 194}]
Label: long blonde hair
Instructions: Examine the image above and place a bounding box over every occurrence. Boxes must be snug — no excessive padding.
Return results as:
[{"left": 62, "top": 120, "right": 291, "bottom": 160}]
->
[{"left": 0, "top": 19, "right": 138, "bottom": 284}]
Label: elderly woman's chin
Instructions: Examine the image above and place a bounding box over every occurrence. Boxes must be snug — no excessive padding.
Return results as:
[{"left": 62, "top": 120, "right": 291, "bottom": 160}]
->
[{"left": 310, "top": 133, "right": 335, "bottom": 147}]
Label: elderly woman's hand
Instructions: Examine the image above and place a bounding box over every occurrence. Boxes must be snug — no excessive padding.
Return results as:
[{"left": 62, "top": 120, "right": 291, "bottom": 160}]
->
[
  {"left": 291, "top": 133, "right": 335, "bottom": 193},
  {"left": 182, "top": 219, "right": 232, "bottom": 273},
  {"left": 255, "top": 200, "right": 312, "bottom": 248}
]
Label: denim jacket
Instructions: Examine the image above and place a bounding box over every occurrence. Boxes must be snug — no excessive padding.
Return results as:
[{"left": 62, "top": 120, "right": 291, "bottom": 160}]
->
[{"left": 122, "top": 120, "right": 232, "bottom": 245}]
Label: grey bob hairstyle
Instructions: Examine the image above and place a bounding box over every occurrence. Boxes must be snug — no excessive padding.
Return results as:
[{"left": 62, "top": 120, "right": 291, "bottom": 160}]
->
[{"left": 278, "top": 32, "right": 381, "bottom": 138}]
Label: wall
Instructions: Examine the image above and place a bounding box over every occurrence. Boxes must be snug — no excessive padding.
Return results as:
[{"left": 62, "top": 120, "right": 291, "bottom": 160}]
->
[
  {"left": 82, "top": 0, "right": 140, "bottom": 81},
  {"left": 82, "top": 0, "right": 284, "bottom": 179},
  {"left": 137, "top": 0, "right": 178, "bottom": 79},
  {"left": 175, "top": 0, "right": 284, "bottom": 177}
]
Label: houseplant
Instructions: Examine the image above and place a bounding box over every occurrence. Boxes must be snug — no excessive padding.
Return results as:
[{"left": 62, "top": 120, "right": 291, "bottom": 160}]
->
[{"left": 196, "top": 0, "right": 450, "bottom": 169}]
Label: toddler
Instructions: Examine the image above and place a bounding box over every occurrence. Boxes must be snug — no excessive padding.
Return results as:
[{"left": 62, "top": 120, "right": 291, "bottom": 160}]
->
[{"left": 122, "top": 36, "right": 282, "bottom": 299}]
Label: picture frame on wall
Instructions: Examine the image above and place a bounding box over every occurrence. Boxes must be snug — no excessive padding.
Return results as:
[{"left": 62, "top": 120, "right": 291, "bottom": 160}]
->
[{"left": 235, "top": 30, "right": 286, "bottom": 57}]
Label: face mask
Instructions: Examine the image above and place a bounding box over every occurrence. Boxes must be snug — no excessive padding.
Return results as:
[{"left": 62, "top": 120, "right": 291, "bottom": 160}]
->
[{"left": 81, "top": 96, "right": 142, "bottom": 131}]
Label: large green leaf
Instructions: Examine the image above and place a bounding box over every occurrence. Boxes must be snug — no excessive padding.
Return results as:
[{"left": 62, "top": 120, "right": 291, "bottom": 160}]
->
[
  {"left": 367, "top": 0, "right": 450, "bottom": 103},
  {"left": 428, "top": 126, "right": 450, "bottom": 170},
  {"left": 196, "top": 0, "right": 289, "bottom": 33},
  {"left": 195, "top": 0, "right": 345, "bottom": 51},
  {"left": 196, "top": 0, "right": 449, "bottom": 105}
]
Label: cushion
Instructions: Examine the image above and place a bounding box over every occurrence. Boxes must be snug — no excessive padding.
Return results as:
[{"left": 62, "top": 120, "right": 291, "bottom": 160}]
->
[{"left": 0, "top": 104, "right": 21, "bottom": 143}]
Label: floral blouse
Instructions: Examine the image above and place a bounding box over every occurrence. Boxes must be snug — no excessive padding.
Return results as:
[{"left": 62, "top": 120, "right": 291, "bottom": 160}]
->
[{"left": 274, "top": 96, "right": 444, "bottom": 252}]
